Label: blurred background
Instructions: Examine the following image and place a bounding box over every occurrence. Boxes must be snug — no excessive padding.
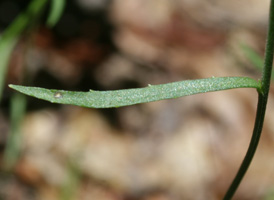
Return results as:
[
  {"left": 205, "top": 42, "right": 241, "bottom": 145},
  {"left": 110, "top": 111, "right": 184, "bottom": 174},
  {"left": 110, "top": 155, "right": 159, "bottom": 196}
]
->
[{"left": 1, "top": 0, "right": 274, "bottom": 199}]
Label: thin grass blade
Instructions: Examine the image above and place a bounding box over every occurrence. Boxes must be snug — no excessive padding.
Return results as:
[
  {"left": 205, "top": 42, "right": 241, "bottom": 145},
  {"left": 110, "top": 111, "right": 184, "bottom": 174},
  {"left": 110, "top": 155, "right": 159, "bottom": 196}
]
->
[
  {"left": 4, "top": 93, "right": 26, "bottom": 169},
  {"left": 47, "top": 0, "right": 66, "bottom": 27},
  {"left": 0, "top": 0, "right": 48, "bottom": 101},
  {"left": 241, "top": 44, "right": 274, "bottom": 80}
]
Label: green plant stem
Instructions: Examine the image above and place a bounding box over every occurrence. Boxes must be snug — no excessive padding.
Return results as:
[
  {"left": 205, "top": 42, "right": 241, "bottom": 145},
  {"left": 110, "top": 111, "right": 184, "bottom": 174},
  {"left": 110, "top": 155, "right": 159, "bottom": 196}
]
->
[
  {"left": 223, "top": 0, "right": 274, "bottom": 199},
  {"left": 223, "top": 93, "right": 266, "bottom": 200}
]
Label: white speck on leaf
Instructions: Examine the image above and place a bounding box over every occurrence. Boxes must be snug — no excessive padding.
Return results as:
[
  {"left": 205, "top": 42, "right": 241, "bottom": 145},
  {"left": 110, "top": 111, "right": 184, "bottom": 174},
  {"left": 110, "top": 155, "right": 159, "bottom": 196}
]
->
[{"left": 54, "top": 92, "right": 63, "bottom": 99}]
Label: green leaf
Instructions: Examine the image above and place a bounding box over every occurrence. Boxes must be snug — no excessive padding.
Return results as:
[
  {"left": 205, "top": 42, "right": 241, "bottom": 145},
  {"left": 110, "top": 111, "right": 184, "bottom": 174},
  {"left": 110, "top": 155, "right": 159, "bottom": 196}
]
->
[
  {"left": 9, "top": 77, "right": 260, "bottom": 108},
  {"left": 0, "top": 0, "right": 48, "bottom": 101},
  {"left": 241, "top": 44, "right": 264, "bottom": 70},
  {"left": 0, "top": 36, "right": 18, "bottom": 100},
  {"left": 47, "top": 0, "right": 66, "bottom": 27},
  {"left": 241, "top": 44, "right": 274, "bottom": 80},
  {"left": 4, "top": 93, "right": 26, "bottom": 169}
]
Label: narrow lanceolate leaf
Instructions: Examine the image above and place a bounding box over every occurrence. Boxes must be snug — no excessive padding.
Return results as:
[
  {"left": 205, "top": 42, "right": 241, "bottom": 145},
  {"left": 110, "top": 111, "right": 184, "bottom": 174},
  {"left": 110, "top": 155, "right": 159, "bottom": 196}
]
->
[
  {"left": 9, "top": 77, "right": 260, "bottom": 108},
  {"left": 47, "top": 0, "right": 66, "bottom": 27}
]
